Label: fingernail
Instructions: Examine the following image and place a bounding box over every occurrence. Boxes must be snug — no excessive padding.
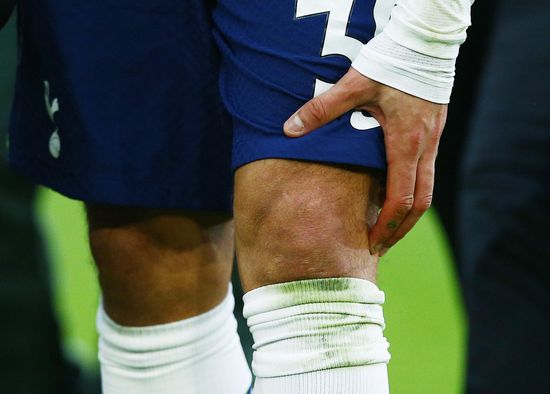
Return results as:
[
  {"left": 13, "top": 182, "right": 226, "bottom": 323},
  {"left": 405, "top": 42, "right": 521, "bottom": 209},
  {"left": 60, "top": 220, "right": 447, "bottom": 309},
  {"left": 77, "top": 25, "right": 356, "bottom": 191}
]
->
[
  {"left": 371, "top": 244, "right": 382, "bottom": 255},
  {"left": 284, "top": 114, "right": 304, "bottom": 135}
]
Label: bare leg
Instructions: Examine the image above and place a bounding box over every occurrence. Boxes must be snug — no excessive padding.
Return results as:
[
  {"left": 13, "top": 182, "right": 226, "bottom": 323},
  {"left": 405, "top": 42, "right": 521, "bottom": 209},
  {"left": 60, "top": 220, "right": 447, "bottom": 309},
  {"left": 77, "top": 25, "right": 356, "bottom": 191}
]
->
[
  {"left": 234, "top": 159, "right": 389, "bottom": 394},
  {"left": 87, "top": 205, "right": 251, "bottom": 394}
]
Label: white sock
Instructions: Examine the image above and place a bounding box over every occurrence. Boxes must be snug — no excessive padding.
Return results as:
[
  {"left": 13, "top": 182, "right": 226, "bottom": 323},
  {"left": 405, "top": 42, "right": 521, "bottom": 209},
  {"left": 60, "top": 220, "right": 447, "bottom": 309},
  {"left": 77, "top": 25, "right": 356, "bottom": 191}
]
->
[
  {"left": 244, "top": 278, "right": 391, "bottom": 394},
  {"left": 97, "top": 285, "right": 252, "bottom": 394}
]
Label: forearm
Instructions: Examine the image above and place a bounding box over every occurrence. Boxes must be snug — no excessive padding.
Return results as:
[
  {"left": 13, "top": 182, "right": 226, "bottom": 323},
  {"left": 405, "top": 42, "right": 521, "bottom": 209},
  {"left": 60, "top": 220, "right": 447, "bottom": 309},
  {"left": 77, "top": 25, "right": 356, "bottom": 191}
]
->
[
  {"left": 353, "top": 0, "right": 475, "bottom": 104},
  {"left": 0, "top": 0, "right": 17, "bottom": 30}
]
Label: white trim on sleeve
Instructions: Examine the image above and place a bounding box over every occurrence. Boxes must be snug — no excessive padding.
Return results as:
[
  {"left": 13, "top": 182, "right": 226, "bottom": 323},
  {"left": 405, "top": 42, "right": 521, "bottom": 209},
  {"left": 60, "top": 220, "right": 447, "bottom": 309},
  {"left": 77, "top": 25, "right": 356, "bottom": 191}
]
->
[{"left": 353, "top": 0, "right": 474, "bottom": 104}]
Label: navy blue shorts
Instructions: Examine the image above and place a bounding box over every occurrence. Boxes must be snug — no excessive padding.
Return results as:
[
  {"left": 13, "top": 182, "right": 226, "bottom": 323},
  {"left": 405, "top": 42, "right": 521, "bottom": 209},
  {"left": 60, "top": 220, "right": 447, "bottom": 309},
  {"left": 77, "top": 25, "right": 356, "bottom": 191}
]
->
[{"left": 8, "top": 0, "right": 385, "bottom": 213}]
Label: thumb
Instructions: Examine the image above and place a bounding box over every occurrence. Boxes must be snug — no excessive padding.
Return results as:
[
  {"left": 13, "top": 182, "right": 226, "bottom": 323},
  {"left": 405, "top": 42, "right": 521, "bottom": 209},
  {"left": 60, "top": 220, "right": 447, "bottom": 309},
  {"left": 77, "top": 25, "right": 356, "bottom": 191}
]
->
[{"left": 283, "top": 80, "right": 358, "bottom": 137}]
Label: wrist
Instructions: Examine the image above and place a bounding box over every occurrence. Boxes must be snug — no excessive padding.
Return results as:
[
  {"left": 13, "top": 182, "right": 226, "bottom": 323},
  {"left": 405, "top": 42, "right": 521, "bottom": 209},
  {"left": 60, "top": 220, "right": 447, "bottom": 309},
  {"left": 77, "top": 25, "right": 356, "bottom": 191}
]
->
[{"left": 352, "top": 32, "right": 456, "bottom": 104}]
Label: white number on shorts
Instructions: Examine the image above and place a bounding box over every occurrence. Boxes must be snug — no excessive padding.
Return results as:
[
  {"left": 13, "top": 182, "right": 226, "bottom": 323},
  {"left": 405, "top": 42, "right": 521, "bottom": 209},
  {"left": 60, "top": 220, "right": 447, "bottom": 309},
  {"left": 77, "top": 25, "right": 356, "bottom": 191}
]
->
[{"left": 296, "top": 0, "right": 394, "bottom": 131}]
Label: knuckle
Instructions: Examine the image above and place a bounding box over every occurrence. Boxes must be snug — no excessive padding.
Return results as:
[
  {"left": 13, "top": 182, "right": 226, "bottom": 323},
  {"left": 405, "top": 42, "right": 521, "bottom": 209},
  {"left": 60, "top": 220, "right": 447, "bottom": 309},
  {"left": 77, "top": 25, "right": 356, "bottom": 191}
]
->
[
  {"left": 414, "top": 194, "right": 433, "bottom": 212},
  {"left": 393, "top": 195, "right": 415, "bottom": 214},
  {"left": 307, "top": 97, "right": 328, "bottom": 123},
  {"left": 408, "top": 131, "right": 423, "bottom": 150}
]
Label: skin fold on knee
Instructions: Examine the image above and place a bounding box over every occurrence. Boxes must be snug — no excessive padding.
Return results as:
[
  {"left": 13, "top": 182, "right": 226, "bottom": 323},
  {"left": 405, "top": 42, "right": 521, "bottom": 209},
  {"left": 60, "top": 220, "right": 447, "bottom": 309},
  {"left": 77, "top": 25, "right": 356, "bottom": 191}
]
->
[
  {"left": 234, "top": 159, "right": 383, "bottom": 291},
  {"left": 86, "top": 204, "right": 234, "bottom": 326}
]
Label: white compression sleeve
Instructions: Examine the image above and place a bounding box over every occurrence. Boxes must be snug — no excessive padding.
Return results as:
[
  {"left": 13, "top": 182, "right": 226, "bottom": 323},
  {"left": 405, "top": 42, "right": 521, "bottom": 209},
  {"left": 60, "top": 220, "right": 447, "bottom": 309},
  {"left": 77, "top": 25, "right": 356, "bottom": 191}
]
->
[
  {"left": 352, "top": 0, "right": 475, "bottom": 103},
  {"left": 97, "top": 285, "right": 252, "bottom": 394},
  {"left": 244, "top": 278, "right": 391, "bottom": 394}
]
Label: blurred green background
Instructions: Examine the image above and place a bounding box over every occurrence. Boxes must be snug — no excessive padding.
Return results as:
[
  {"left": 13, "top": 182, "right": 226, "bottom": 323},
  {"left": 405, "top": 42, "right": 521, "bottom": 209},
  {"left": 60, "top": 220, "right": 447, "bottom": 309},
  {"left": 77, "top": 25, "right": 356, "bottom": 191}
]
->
[
  {"left": 38, "top": 190, "right": 466, "bottom": 393},
  {"left": 2, "top": 11, "right": 466, "bottom": 393}
]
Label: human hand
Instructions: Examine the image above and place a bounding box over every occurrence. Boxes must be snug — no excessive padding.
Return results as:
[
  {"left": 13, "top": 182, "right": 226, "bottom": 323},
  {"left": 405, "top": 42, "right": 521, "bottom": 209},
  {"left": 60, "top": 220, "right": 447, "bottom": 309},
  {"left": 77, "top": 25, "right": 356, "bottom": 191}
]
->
[{"left": 283, "top": 68, "right": 447, "bottom": 255}]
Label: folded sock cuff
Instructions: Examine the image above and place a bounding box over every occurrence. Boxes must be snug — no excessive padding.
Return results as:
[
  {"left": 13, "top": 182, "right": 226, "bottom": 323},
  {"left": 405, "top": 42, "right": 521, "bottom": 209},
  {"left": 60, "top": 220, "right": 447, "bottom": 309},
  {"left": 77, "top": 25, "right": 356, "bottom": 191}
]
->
[{"left": 244, "top": 278, "right": 390, "bottom": 378}]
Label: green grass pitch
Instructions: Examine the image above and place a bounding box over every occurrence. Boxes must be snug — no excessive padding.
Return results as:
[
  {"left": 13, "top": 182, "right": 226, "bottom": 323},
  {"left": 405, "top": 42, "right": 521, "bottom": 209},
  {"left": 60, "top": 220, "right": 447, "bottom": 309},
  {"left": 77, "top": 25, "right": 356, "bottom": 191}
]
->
[{"left": 37, "top": 188, "right": 465, "bottom": 394}]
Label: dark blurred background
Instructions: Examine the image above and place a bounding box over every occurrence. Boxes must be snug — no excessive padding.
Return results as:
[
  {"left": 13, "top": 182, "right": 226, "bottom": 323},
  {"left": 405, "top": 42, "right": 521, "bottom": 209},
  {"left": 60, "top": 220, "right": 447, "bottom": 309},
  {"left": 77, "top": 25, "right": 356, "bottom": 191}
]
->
[{"left": 0, "top": 15, "right": 99, "bottom": 394}]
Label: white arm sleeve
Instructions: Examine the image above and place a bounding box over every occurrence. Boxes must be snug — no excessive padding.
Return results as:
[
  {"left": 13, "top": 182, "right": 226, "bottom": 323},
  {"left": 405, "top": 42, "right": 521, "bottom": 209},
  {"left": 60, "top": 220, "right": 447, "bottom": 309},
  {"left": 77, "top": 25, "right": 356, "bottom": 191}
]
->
[{"left": 352, "top": 0, "right": 475, "bottom": 104}]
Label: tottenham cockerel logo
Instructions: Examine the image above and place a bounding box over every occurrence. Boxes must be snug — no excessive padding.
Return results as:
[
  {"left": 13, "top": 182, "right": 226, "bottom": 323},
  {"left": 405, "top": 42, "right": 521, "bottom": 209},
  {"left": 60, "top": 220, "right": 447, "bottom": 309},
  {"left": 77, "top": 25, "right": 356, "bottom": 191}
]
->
[{"left": 44, "top": 80, "right": 61, "bottom": 158}]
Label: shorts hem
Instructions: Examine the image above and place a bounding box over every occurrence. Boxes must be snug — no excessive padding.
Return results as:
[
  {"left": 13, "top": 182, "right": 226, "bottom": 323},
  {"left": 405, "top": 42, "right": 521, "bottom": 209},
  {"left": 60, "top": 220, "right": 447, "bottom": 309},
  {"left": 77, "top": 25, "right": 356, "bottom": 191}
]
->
[
  {"left": 7, "top": 151, "right": 233, "bottom": 214},
  {"left": 232, "top": 129, "right": 387, "bottom": 172}
]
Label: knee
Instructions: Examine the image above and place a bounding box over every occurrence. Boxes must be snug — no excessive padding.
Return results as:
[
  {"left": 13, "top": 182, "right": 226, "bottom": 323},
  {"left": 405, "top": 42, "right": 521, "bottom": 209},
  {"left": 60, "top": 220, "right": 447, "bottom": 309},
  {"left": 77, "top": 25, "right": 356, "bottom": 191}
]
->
[
  {"left": 86, "top": 204, "right": 234, "bottom": 324},
  {"left": 87, "top": 205, "right": 178, "bottom": 276},
  {"left": 236, "top": 174, "right": 344, "bottom": 257},
  {"left": 234, "top": 160, "right": 379, "bottom": 288},
  {"left": 86, "top": 204, "right": 233, "bottom": 280}
]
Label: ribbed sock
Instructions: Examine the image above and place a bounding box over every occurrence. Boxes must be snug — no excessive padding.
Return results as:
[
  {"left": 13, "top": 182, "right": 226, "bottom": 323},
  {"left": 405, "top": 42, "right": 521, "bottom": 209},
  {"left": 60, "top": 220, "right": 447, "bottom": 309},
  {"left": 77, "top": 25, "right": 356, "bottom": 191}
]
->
[{"left": 244, "top": 278, "right": 390, "bottom": 394}]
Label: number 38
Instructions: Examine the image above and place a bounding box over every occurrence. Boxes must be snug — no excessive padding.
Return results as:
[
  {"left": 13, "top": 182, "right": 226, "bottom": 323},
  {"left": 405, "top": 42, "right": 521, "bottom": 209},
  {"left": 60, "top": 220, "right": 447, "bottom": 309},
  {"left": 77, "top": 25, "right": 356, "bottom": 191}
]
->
[{"left": 295, "top": 0, "right": 393, "bottom": 131}]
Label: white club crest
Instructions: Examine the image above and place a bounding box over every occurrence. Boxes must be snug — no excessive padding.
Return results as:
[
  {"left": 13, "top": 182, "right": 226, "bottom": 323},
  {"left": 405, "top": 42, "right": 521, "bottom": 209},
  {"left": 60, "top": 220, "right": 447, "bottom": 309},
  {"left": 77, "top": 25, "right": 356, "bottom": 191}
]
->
[{"left": 44, "top": 80, "right": 61, "bottom": 158}]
